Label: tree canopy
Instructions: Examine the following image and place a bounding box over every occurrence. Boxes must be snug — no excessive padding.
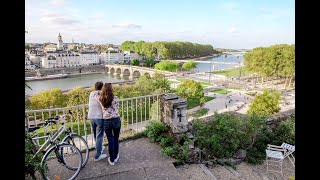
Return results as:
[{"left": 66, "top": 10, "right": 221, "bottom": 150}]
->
[
  {"left": 154, "top": 61, "right": 180, "bottom": 72},
  {"left": 182, "top": 61, "right": 197, "bottom": 71},
  {"left": 120, "top": 41, "right": 218, "bottom": 60},
  {"left": 247, "top": 89, "right": 281, "bottom": 116},
  {"left": 243, "top": 44, "right": 295, "bottom": 78}
]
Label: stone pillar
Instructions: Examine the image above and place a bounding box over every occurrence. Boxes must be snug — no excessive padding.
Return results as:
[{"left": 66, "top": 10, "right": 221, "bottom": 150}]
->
[{"left": 160, "top": 94, "right": 188, "bottom": 134}]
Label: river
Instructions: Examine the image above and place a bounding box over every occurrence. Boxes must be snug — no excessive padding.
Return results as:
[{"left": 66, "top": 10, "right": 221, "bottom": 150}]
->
[{"left": 25, "top": 54, "right": 243, "bottom": 96}]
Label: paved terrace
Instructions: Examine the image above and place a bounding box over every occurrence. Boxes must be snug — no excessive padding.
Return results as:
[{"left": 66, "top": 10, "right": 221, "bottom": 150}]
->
[
  {"left": 76, "top": 137, "right": 180, "bottom": 180},
  {"left": 76, "top": 137, "right": 295, "bottom": 180}
]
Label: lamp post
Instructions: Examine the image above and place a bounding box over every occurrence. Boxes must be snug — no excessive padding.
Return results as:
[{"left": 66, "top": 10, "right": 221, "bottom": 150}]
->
[
  {"left": 209, "top": 60, "right": 213, "bottom": 84},
  {"left": 238, "top": 62, "right": 242, "bottom": 83}
]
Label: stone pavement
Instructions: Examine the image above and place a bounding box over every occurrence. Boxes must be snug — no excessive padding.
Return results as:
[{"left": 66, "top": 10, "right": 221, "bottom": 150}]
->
[
  {"left": 76, "top": 137, "right": 181, "bottom": 180},
  {"left": 74, "top": 137, "right": 294, "bottom": 180}
]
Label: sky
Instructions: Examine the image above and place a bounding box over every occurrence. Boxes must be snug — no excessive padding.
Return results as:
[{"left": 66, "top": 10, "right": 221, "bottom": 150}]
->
[{"left": 25, "top": 0, "right": 295, "bottom": 49}]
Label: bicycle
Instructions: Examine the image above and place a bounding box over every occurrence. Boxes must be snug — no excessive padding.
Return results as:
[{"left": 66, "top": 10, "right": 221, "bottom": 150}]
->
[{"left": 26, "top": 111, "right": 89, "bottom": 180}]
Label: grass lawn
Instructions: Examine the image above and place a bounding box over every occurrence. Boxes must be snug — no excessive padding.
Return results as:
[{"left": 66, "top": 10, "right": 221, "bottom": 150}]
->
[
  {"left": 210, "top": 89, "right": 231, "bottom": 94},
  {"left": 168, "top": 80, "right": 180, "bottom": 84},
  {"left": 187, "top": 96, "right": 215, "bottom": 109},
  {"left": 213, "top": 67, "right": 251, "bottom": 77},
  {"left": 194, "top": 108, "right": 209, "bottom": 117}
]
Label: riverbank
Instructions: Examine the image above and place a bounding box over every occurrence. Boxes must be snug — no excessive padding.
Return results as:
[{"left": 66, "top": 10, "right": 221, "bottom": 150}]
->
[
  {"left": 168, "top": 54, "right": 220, "bottom": 61},
  {"left": 25, "top": 65, "right": 105, "bottom": 77}
]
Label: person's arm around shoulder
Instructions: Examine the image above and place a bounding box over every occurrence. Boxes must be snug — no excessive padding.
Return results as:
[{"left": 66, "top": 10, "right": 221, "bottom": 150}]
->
[{"left": 114, "top": 96, "right": 119, "bottom": 109}]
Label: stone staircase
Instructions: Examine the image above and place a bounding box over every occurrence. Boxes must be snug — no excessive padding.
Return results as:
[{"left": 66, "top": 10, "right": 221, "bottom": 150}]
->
[{"left": 76, "top": 137, "right": 294, "bottom": 180}]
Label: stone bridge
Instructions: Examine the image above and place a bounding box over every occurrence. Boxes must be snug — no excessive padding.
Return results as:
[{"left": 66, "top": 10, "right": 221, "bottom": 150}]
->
[{"left": 105, "top": 65, "right": 176, "bottom": 78}]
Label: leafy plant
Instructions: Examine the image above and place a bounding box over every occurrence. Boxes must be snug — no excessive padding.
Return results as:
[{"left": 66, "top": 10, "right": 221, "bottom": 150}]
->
[
  {"left": 144, "top": 120, "right": 167, "bottom": 142},
  {"left": 248, "top": 89, "right": 281, "bottom": 116},
  {"left": 25, "top": 133, "right": 45, "bottom": 179},
  {"left": 131, "top": 58, "right": 140, "bottom": 66}
]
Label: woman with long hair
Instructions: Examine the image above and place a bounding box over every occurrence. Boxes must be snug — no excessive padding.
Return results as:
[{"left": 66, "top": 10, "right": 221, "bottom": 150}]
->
[{"left": 98, "top": 83, "right": 120, "bottom": 165}]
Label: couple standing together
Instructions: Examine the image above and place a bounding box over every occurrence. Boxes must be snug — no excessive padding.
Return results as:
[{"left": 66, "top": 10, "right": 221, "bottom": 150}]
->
[{"left": 87, "top": 81, "right": 121, "bottom": 165}]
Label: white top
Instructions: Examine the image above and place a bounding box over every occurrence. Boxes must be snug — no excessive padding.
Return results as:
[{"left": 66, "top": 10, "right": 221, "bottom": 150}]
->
[{"left": 87, "top": 91, "right": 103, "bottom": 119}]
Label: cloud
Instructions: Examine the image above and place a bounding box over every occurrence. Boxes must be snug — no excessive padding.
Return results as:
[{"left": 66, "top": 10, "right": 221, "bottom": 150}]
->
[
  {"left": 111, "top": 23, "right": 142, "bottom": 29},
  {"left": 228, "top": 24, "right": 238, "bottom": 33},
  {"left": 259, "top": 7, "right": 293, "bottom": 20},
  {"left": 50, "top": 0, "right": 66, "bottom": 6},
  {"left": 40, "top": 13, "right": 79, "bottom": 25}
]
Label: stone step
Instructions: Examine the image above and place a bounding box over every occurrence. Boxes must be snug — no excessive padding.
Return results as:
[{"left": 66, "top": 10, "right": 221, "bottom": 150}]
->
[{"left": 176, "top": 164, "right": 217, "bottom": 180}]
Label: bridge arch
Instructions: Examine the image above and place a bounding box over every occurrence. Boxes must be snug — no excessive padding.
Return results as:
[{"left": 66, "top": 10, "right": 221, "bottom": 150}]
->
[
  {"left": 122, "top": 69, "right": 131, "bottom": 76},
  {"left": 105, "top": 67, "right": 109, "bottom": 73},
  {"left": 110, "top": 68, "right": 115, "bottom": 74},
  {"left": 116, "top": 68, "right": 121, "bottom": 75},
  {"left": 144, "top": 72, "right": 151, "bottom": 77},
  {"left": 132, "top": 70, "right": 141, "bottom": 78}
]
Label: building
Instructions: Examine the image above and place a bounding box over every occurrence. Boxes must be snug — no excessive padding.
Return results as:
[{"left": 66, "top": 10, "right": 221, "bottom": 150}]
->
[
  {"left": 123, "top": 51, "right": 142, "bottom": 64},
  {"left": 100, "top": 51, "right": 124, "bottom": 64},
  {"left": 25, "top": 53, "right": 35, "bottom": 70},
  {"left": 41, "top": 55, "right": 57, "bottom": 69},
  {"left": 57, "top": 33, "right": 63, "bottom": 50},
  {"left": 41, "top": 51, "right": 81, "bottom": 68},
  {"left": 80, "top": 51, "right": 99, "bottom": 65},
  {"left": 56, "top": 51, "right": 81, "bottom": 68},
  {"left": 44, "top": 44, "right": 57, "bottom": 52}
]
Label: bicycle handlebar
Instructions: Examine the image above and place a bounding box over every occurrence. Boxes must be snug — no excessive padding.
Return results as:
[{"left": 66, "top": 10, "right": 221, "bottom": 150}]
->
[{"left": 44, "top": 110, "right": 73, "bottom": 125}]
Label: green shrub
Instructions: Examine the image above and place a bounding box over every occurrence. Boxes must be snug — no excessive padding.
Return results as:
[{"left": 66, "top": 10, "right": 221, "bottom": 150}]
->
[
  {"left": 161, "top": 146, "right": 174, "bottom": 157},
  {"left": 144, "top": 120, "right": 167, "bottom": 142},
  {"left": 25, "top": 134, "right": 45, "bottom": 179},
  {"left": 160, "top": 134, "right": 175, "bottom": 147},
  {"left": 192, "top": 113, "right": 265, "bottom": 159},
  {"left": 131, "top": 58, "right": 140, "bottom": 66},
  {"left": 245, "top": 117, "right": 295, "bottom": 164}
]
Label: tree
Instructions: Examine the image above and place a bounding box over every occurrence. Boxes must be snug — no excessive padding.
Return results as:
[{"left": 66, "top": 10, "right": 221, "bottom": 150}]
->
[
  {"left": 176, "top": 80, "right": 204, "bottom": 103},
  {"left": 145, "top": 57, "right": 154, "bottom": 67},
  {"left": 25, "top": 43, "right": 30, "bottom": 50},
  {"left": 66, "top": 86, "right": 91, "bottom": 106},
  {"left": 131, "top": 58, "right": 140, "bottom": 66},
  {"left": 182, "top": 61, "right": 197, "bottom": 72},
  {"left": 248, "top": 89, "right": 281, "bottom": 116},
  {"left": 151, "top": 73, "right": 171, "bottom": 92},
  {"left": 243, "top": 44, "right": 295, "bottom": 88},
  {"left": 154, "top": 61, "right": 179, "bottom": 72},
  {"left": 29, "top": 88, "right": 66, "bottom": 109}
]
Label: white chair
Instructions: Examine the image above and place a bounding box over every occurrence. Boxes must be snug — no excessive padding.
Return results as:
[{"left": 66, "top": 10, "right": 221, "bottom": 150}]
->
[
  {"left": 265, "top": 144, "right": 292, "bottom": 176},
  {"left": 281, "top": 142, "right": 295, "bottom": 167}
]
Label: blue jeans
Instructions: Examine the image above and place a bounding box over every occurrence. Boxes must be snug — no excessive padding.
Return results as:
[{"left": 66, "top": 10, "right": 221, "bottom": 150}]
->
[
  {"left": 90, "top": 119, "right": 104, "bottom": 159},
  {"left": 104, "top": 117, "right": 121, "bottom": 162}
]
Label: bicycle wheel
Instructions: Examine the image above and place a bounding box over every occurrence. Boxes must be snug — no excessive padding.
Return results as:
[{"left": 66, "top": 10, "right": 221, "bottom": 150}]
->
[
  {"left": 62, "top": 134, "right": 89, "bottom": 168},
  {"left": 41, "top": 144, "right": 82, "bottom": 180}
]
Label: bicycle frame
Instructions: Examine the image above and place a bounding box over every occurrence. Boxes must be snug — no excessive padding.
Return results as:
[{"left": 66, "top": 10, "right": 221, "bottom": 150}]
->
[{"left": 32, "top": 114, "right": 72, "bottom": 158}]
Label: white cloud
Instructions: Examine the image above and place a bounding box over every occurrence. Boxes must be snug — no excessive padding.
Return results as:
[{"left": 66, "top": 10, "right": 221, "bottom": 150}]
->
[
  {"left": 111, "top": 23, "right": 142, "bottom": 29},
  {"left": 259, "top": 7, "right": 293, "bottom": 20},
  {"left": 50, "top": 0, "right": 66, "bottom": 6},
  {"left": 228, "top": 24, "right": 238, "bottom": 33},
  {"left": 40, "top": 13, "right": 79, "bottom": 25}
]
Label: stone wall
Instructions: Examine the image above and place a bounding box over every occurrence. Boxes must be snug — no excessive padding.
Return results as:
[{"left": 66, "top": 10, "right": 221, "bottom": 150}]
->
[
  {"left": 25, "top": 65, "right": 105, "bottom": 77},
  {"left": 160, "top": 95, "right": 188, "bottom": 134}
]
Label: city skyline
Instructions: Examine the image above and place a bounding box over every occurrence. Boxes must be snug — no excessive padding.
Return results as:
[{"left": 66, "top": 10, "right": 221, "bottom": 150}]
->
[{"left": 25, "top": 0, "right": 295, "bottom": 49}]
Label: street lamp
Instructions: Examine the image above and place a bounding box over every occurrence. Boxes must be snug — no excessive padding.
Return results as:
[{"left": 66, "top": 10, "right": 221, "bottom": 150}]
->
[
  {"left": 209, "top": 60, "right": 214, "bottom": 84},
  {"left": 238, "top": 62, "right": 242, "bottom": 83}
]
